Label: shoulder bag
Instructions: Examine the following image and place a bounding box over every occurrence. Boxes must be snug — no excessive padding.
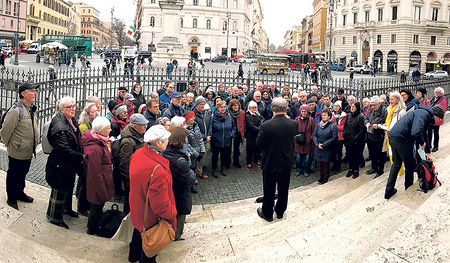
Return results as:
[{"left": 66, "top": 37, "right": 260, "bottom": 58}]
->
[
  {"left": 141, "top": 164, "right": 176, "bottom": 258},
  {"left": 295, "top": 116, "right": 309, "bottom": 144}
]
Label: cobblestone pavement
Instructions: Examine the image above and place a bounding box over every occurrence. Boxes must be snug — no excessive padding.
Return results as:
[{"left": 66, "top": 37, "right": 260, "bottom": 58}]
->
[{"left": 0, "top": 144, "right": 371, "bottom": 206}]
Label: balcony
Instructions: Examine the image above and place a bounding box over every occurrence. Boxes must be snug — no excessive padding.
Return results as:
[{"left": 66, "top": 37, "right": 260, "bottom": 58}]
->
[
  {"left": 353, "top": 21, "right": 376, "bottom": 30},
  {"left": 425, "top": 20, "right": 448, "bottom": 33},
  {"left": 27, "top": 15, "right": 41, "bottom": 25}
]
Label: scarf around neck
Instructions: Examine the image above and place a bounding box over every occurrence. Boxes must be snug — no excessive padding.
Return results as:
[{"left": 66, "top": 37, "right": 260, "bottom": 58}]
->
[
  {"left": 319, "top": 120, "right": 329, "bottom": 129},
  {"left": 216, "top": 110, "right": 228, "bottom": 122},
  {"left": 230, "top": 109, "right": 241, "bottom": 118}
]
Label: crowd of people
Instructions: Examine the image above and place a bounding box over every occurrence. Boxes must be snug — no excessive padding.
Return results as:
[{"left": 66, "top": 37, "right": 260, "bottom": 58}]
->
[{"left": 0, "top": 78, "right": 446, "bottom": 262}]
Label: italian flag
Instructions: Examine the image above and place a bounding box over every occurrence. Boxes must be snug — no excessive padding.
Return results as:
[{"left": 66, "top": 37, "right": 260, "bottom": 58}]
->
[{"left": 127, "top": 25, "right": 135, "bottom": 35}]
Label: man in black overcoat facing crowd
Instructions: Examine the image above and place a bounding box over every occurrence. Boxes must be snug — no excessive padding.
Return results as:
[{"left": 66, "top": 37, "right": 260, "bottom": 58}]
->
[{"left": 256, "top": 97, "right": 299, "bottom": 221}]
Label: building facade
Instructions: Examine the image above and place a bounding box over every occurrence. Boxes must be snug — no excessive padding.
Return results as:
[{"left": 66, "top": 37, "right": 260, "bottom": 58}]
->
[
  {"left": 68, "top": 2, "right": 82, "bottom": 36},
  {"left": 25, "top": 0, "right": 70, "bottom": 41},
  {"left": 134, "top": 0, "right": 253, "bottom": 58},
  {"left": 0, "top": 0, "right": 26, "bottom": 42},
  {"left": 300, "top": 16, "right": 310, "bottom": 52},
  {"left": 326, "top": 0, "right": 450, "bottom": 73},
  {"left": 252, "top": 0, "right": 268, "bottom": 53},
  {"left": 312, "top": 0, "right": 326, "bottom": 55},
  {"left": 72, "top": 3, "right": 102, "bottom": 48},
  {"left": 283, "top": 25, "right": 301, "bottom": 51}
]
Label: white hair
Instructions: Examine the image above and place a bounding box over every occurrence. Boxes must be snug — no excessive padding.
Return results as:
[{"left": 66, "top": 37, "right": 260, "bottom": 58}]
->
[
  {"left": 92, "top": 116, "right": 110, "bottom": 133},
  {"left": 170, "top": 116, "right": 185, "bottom": 128},
  {"left": 363, "top": 97, "right": 369, "bottom": 102},
  {"left": 299, "top": 91, "right": 307, "bottom": 96},
  {"left": 269, "top": 82, "right": 275, "bottom": 86},
  {"left": 59, "top": 96, "right": 75, "bottom": 109},
  {"left": 144, "top": 125, "right": 171, "bottom": 144},
  {"left": 186, "top": 92, "right": 194, "bottom": 98},
  {"left": 435, "top": 87, "right": 444, "bottom": 96},
  {"left": 78, "top": 103, "right": 97, "bottom": 124},
  {"left": 86, "top": 96, "right": 100, "bottom": 105},
  {"left": 370, "top": 95, "right": 383, "bottom": 104},
  {"left": 348, "top": 95, "right": 355, "bottom": 100}
]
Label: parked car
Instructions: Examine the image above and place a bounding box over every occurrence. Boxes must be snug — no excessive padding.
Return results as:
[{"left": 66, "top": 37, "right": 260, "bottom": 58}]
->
[
  {"left": 353, "top": 64, "right": 371, "bottom": 74},
  {"left": 137, "top": 50, "right": 152, "bottom": 59},
  {"left": 123, "top": 49, "right": 138, "bottom": 61},
  {"left": 211, "top": 55, "right": 229, "bottom": 63},
  {"left": 330, "top": 63, "right": 346, "bottom": 71},
  {"left": 423, "top": 70, "right": 448, "bottom": 79},
  {"left": 2, "top": 47, "right": 13, "bottom": 57},
  {"left": 28, "top": 43, "right": 41, "bottom": 54},
  {"left": 199, "top": 53, "right": 211, "bottom": 61},
  {"left": 238, "top": 57, "right": 257, "bottom": 63},
  {"left": 231, "top": 55, "right": 244, "bottom": 62}
]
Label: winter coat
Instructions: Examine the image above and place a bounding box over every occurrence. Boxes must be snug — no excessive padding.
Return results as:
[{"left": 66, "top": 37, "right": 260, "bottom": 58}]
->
[
  {"left": 309, "top": 104, "right": 323, "bottom": 125},
  {"left": 231, "top": 110, "right": 246, "bottom": 143},
  {"left": 162, "top": 103, "right": 185, "bottom": 120},
  {"left": 269, "top": 88, "right": 280, "bottom": 99},
  {"left": 159, "top": 92, "right": 172, "bottom": 110},
  {"left": 211, "top": 111, "right": 236, "bottom": 148},
  {"left": 388, "top": 105, "right": 433, "bottom": 153},
  {"left": 226, "top": 95, "right": 244, "bottom": 110},
  {"left": 245, "top": 111, "right": 264, "bottom": 147},
  {"left": 246, "top": 100, "right": 270, "bottom": 120},
  {"left": 79, "top": 122, "right": 91, "bottom": 135},
  {"left": 186, "top": 122, "right": 206, "bottom": 159},
  {"left": 428, "top": 96, "right": 447, "bottom": 126},
  {"left": 343, "top": 111, "right": 366, "bottom": 150},
  {"left": 45, "top": 111, "right": 84, "bottom": 191},
  {"left": 132, "top": 91, "right": 146, "bottom": 113},
  {"left": 129, "top": 146, "right": 177, "bottom": 233},
  {"left": 331, "top": 96, "right": 349, "bottom": 111},
  {"left": 81, "top": 130, "right": 114, "bottom": 205},
  {"left": 204, "top": 88, "right": 216, "bottom": 109},
  {"left": 364, "top": 105, "right": 386, "bottom": 141},
  {"left": 185, "top": 102, "right": 196, "bottom": 111},
  {"left": 256, "top": 114, "right": 299, "bottom": 174},
  {"left": 0, "top": 99, "right": 40, "bottom": 160},
  {"left": 143, "top": 110, "right": 161, "bottom": 129},
  {"left": 294, "top": 115, "right": 315, "bottom": 154},
  {"left": 405, "top": 96, "right": 420, "bottom": 111},
  {"left": 162, "top": 146, "right": 196, "bottom": 215},
  {"left": 419, "top": 96, "right": 430, "bottom": 106},
  {"left": 110, "top": 115, "right": 128, "bottom": 138},
  {"left": 216, "top": 90, "right": 228, "bottom": 101},
  {"left": 194, "top": 107, "right": 212, "bottom": 141},
  {"left": 292, "top": 102, "right": 301, "bottom": 119},
  {"left": 261, "top": 96, "right": 273, "bottom": 119},
  {"left": 313, "top": 120, "right": 338, "bottom": 162},
  {"left": 119, "top": 125, "right": 146, "bottom": 180},
  {"left": 332, "top": 112, "right": 347, "bottom": 141}
]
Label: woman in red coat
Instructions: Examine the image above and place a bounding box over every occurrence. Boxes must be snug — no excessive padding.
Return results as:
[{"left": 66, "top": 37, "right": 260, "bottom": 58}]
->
[
  {"left": 80, "top": 116, "right": 115, "bottom": 235},
  {"left": 128, "top": 125, "right": 176, "bottom": 263},
  {"left": 294, "top": 104, "right": 316, "bottom": 177},
  {"left": 229, "top": 99, "right": 246, "bottom": 168}
]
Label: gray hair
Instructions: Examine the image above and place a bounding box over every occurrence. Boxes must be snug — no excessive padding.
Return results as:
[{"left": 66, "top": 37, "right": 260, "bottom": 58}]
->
[
  {"left": 91, "top": 116, "right": 110, "bottom": 134},
  {"left": 78, "top": 103, "right": 97, "bottom": 124},
  {"left": 170, "top": 116, "right": 185, "bottom": 128},
  {"left": 363, "top": 97, "right": 369, "bottom": 102},
  {"left": 370, "top": 95, "right": 383, "bottom": 104},
  {"left": 59, "top": 96, "right": 75, "bottom": 109},
  {"left": 272, "top": 97, "right": 288, "bottom": 113},
  {"left": 155, "top": 117, "right": 170, "bottom": 126},
  {"left": 150, "top": 91, "right": 159, "bottom": 98},
  {"left": 186, "top": 92, "right": 194, "bottom": 98},
  {"left": 435, "top": 87, "right": 444, "bottom": 96},
  {"left": 86, "top": 96, "right": 100, "bottom": 105},
  {"left": 299, "top": 90, "right": 307, "bottom": 96},
  {"left": 254, "top": 91, "right": 261, "bottom": 97},
  {"left": 247, "top": 101, "right": 260, "bottom": 115},
  {"left": 380, "top": 94, "right": 387, "bottom": 101},
  {"left": 348, "top": 95, "right": 355, "bottom": 101}
]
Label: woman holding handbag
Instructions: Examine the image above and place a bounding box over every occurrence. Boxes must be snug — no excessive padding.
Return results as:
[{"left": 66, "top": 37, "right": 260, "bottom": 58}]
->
[
  {"left": 294, "top": 104, "right": 316, "bottom": 177},
  {"left": 128, "top": 125, "right": 177, "bottom": 263}
]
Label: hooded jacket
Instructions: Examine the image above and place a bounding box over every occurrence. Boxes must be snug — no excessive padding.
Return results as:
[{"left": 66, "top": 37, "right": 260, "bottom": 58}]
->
[
  {"left": 211, "top": 111, "right": 236, "bottom": 148},
  {"left": 204, "top": 88, "right": 216, "bottom": 109},
  {"left": 309, "top": 103, "right": 323, "bottom": 125},
  {"left": 313, "top": 119, "right": 338, "bottom": 162},
  {"left": 132, "top": 90, "right": 146, "bottom": 113},
  {"left": 119, "top": 125, "right": 146, "bottom": 181},
  {"left": 81, "top": 130, "right": 115, "bottom": 205},
  {"left": 193, "top": 107, "right": 212, "bottom": 141},
  {"left": 186, "top": 121, "right": 206, "bottom": 158}
]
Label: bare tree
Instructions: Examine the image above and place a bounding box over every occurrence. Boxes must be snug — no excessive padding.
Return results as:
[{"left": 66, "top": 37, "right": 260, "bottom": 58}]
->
[
  {"left": 124, "top": 36, "right": 134, "bottom": 46},
  {"left": 268, "top": 43, "right": 276, "bottom": 53},
  {"left": 68, "top": 16, "right": 78, "bottom": 35},
  {"left": 112, "top": 18, "right": 128, "bottom": 48},
  {"left": 276, "top": 45, "right": 284, "bottom": 52}
]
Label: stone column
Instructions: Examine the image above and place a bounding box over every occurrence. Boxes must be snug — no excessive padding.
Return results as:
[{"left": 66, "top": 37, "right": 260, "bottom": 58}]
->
[{"left": 157, "top": 0, "right": 184, "bottom": 50}]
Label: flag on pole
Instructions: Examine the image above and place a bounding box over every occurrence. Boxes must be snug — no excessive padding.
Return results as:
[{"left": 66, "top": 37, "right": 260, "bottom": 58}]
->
[{"left": 128, "top": 25, "right": 135, "bottom": 35}]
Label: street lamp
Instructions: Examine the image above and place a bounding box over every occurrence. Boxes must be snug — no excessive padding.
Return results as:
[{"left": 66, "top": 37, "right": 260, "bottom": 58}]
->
[
  {"left": 328, "top": 0, "right": 334, "bottom": 69},
  {"left": 225, "top": 10, "right": 231, "bottom": 65},
  {"left": 14, "top": 1, "right": 20, "bottom": 65}
]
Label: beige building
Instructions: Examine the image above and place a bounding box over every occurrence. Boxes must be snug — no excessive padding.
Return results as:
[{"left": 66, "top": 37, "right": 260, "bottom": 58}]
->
[
  {"left": 305, "top": 16, "right": 314, "bottom": 53},
  {"left": 312, "top": 0, "right": 327, "bottom": 55},
  {"left": 252, "top": 0, "right": 269, "bottom": 53},
  {"left": 71, "top": 2, "right": 102, "bottom": 48},
  {"left": 300, "top": 16, "right": 311, "bottom": 52},
  {"left": 26, "top": 0, "right": 70, "bottom": 41},
  {"left": 134, "top": 0, "right": 253, "bottom": 58},
  {"left": 68, "top": 2, "right": 82, "bottom": 35},
  {"left": 283, "top": 25, "right": 301, "bottom": 51},
  {"left": 326, "top": 0, "right": 450, "bottom": 73}
]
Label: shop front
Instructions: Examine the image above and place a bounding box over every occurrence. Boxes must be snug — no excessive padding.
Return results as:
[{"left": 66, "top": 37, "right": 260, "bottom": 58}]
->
[
  {"left": 442, "top": 53, "right": 450, "bottom": 73},
  {"left": 373, "top": 50, "right": 383, "bottom": 72},
  {"left": 387, "top": 50, "right": 398, "bottom": 74},
  {"left": 409, "top": 50, "right": 421, "bottom": 73},
  {"left": 340, "top": 50, "right": 347, "bottom": 66},
  {"left": 350, "top": 51, "right": 357, "bottom": 67},
  {"left": 425, "top": 52, "right": 437, "bottom": 72}
]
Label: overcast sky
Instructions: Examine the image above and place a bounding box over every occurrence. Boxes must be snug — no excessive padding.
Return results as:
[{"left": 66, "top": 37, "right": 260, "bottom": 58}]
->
[{"left": 81, "top": 0, "right": 313, "bottom": 47}]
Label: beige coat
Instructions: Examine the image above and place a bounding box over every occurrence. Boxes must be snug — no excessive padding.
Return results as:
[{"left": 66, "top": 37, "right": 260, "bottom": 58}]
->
[{"left": 0, "top": 99, "right": 40, "bottom": 160}]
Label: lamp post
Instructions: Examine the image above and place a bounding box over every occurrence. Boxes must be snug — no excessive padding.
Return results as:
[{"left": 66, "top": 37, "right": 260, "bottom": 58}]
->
[
  {"left": 225, "top": 10, "right": 231, "bottom": 65},
  {"left": 110, "top": 7, "right": 114, "bottom": 48},
  {"left": 14, "top": 1, "right": 20, "bottom": 65},
  {"left": 328, "top": 0, "right": 334, "bottom": 70}
]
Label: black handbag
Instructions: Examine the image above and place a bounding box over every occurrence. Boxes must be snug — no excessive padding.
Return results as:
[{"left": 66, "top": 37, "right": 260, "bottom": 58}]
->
[{"left": 295, "top": 116, "right": 309, "bottom": 144}]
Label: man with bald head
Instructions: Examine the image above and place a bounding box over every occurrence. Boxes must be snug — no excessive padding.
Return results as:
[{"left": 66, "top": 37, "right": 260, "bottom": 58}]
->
[
  {"left": 226, "top": 86, "right": 244, "bottom": 109},
  {"left": 292, "top": 91, "right": 308, "bottom": 119},
  {"left": 269, "top": 82, "right": 280, "bottom": 98},
  {"left": 247, "top": 90, "right": 270, "bottom": 120},
  {"left": 245, "top": 82, "right": 264, "bottom": 105}
]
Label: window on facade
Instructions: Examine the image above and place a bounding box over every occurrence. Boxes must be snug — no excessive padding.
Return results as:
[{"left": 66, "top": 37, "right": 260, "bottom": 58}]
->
[
  {"left": 377, "top": 9, "right": 383, "bottom": 21},
  {"left": 342, "top": 14, "right": 346, "bottom": 25},
  {"left": 414, "top": 6, "right": 421, "bottom": 20},
  {"left": 39, "top": 10, "right": 41, "bottom": 18},
  {"left": 432, "top": 8, "right": 438, "bottom": 21},
  {"left": 365, "top": 11, "right": 369, "bottom": 22},
  {"left": 150, "top": 16, "right": 155, "bottom": 27},
  {"left": 392, "top": 6, "right": 397, "bottom": 20},
  {"left": 180, "top": 18, "right": 183, "bottom": 28},
  {"left": 193, "top": 0, "right": 198, "bottom": 5},
  {"left": 82, "top": 9, "right": 85, "bottom": 13},
  {"left": 82, "top": 24, "right": 84, "bottom": 27},
  {"left": 377, "top": 35, "right": 381, "bottom": 44},
  {"left": 431, "top": 36, "right": 436, "bottom": 45},
  {"left": 232, "top": 21, "right": 237, "bottom": 31},
  {"left": 193, "top": 18, "right": 197, "bottom": 28},
  {"left": 223, "top": 0, "right": 227, "bottom": 8},
  {"left": 6, "top": 0, "right": 11, "bottom": 15},
  {"left": 207, "top": 0, "right": 212, "bottom": 6},
  {"left": 206, "top": 19, "right": 211, "bottom": 29},
  {"left": 234, "top": 0, "right": 237, "bottom": 9},
  {"left": 2, "top": 19, "right": 5, "bottom": 26},
  {"left": 88, "top": 17, "right": 90, "bottom": 21},
  {"left": 413, "top": 35, "right": 419, "bottom": 44},
  {"left": 88, "top": 9, "right": 90, "bottom": 13},
  {"left": 447, "top": 37, "right": 450, "bottom": 45},
  {"left": 223, "top": 21, "right": 227, "bottom": 30},
  {"left": 38, "top": 27, "right": 41, "bottom": 33},
  {"left": 342, "top": 37, "right": 346, "bottom": 44},
  {"left": 0, "top": 0, "right": 3, "bottom": 13},
  {"left": 391, "top": 34, "right": 396, "bottom": 43},
  {"left": 343, "top": 0, "right": 347, "bottom": 5},
  {"left": 10, "top": 20, "right": 13, "bottom": 27},
  {"left": 151, "top": 0, "right": 155, "bottom": 3},
  {"left": 353, "top": 36, "right": 357, "bottom": 44},
  {"left": 353, "top": 12, "right": 358, "bottom": 24}
]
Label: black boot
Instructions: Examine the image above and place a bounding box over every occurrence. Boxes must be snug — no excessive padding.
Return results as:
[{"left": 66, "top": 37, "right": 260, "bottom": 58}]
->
[
  {"left": 346, "top": 170, "right": 353, "bottom": 177},
  {"left": 352, "top": 171, "right": 359, "bottom": 179},
  {"left": 212, "top": 169, "right": 218, "bottom": 178},
  {"left": 221, "top": 167, "right": 227, "bottom": 176}
]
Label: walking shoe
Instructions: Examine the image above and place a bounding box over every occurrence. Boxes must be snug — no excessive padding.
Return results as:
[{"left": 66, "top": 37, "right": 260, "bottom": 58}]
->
[
  {"left": 373, "top": 173, "right": 383, "bottom": 179},
  {"left": 254, "top": 162, "right": 261, "bottom": 167},
  {"left": 7, "top": 200, "right": 18, "bottom": 210},
  {"left": 17, "top": 193, "right": 34, "bottom": 203},
  {"left": 352, "top": 172, "right": 359, "bottom": 179},
  {"left": 296, "top": 172, "right": 303, "bottom": 177},
  {"left": 247, "top": 164, "right": 252, "bottom": 170},
  {"left": 221, "top": 167, "right": 227, "bottom": 176},
  {"left": 63, "top": 210, "right": 79, "bottom": 218},
  {"left": 366, "top": 168, "right": 376, "bottom": 175},
  {"left": 432, "top": 147, "right": 439, "bottom": 152},
  {"left": 384, "top": 188, "right": 397, "bottom": 199},
  {"left": 257, "top": 207, "right": 273, "bottom": 222},
  {"left": 212, "top": 169, "right": 218, "bottom": 178},
  {"left": 345, "top": 170, "right": 353, "bottom": 177},
  {"left": 50, "top": 220, "right": 69, "bottom": 229},
  {"left": 233, "top": 163, "right": 242, "bottom": 168},
  {"left": 318, "top": 179, "right": 328, "bottom": 185},
  {"left": 303, "top": 173, "right": 309, "bottom": 177}
]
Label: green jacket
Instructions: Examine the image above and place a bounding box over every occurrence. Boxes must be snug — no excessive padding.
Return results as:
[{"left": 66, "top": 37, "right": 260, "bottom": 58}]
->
[{"left": 0, "top": 99, "right": 40, "bottom": 160}]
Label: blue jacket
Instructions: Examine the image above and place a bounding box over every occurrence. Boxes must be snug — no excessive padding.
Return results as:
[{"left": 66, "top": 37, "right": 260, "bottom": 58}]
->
[
  {"left": 313, "top": 120, "right": 338, "bottom": 162},
  {"left": 211, "top": 111, "right": 236, "bottom": 148},
  {"left": 309, "top": 104, "right": 323, "bottom": 125},
  {"left": 405, "top": 97, "right": 420, "bottom": 111},
  {"left": 162, "top": 103, "right": 185, "bottom": 120},
  {"left": 245, "top": 100, "right": 271, "bottom": 120},
  {"left": 159, "top": 92, "right": 171, "bottom": 109},
  {"left": 388, "top": 105, "right": 433, "bottom": 153},
  {"left": 292, "top": 102, "right": 301, "bottom": 119}
]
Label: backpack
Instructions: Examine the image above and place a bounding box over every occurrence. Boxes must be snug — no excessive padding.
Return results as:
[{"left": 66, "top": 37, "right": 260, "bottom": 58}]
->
[
  {"left": 98, "top": 203, "right": 127, "bottom": 238},
  {"left": 415, "top": 151, "right": 441, "bottom": 193},
  {"left": 0, "top": 101, "right": 24, "bottom": 130},
  {"left": 111, "top": 136, "right": 136, "bottom": 170},
  {"left": 42, "top": 120, "right": 53, "bottom": 154}
]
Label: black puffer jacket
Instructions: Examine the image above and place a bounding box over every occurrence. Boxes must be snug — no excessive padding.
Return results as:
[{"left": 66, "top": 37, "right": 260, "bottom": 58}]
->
[
  {"left": 132, "top": 91, "right": 146, "bottom": 113},
  {"left": 343, "top": 111, "right": 366, "bottom": 150},
  {"left": 119, "top": 125, "right": 145, "bottom": 180},
  {"left": 364, "top": 106, "right": 386, "bottom": 141},
  {"left": 245, "top": 111, "right": 264, "bottom": 147},
  {"left": 46, "top": 111, "right": 84, "bottom": 191},
  {"left": 162, "top": 146, "right": 196, "bottom": 215}
]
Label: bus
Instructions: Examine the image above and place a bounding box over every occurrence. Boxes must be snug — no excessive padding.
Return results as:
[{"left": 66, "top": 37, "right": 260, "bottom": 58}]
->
[
  {"left": 41, "top": 35, "right": 92, "bottom": 56},
  {"left": 276, "top": 50, "right": 317, "bottom": 71},
  {"left": 255, "top": 54, "right": 291, "bottom": 75}
]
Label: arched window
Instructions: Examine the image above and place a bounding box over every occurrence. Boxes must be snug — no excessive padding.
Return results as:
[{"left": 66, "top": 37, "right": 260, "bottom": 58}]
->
[
  {"left": 223, "top": 21, "right": 227, "bottom": 30},
  {"left": 223, "top": 0, "right": 228, "bottom": 8},
  {"left": 180, "top": 18, "right": 183, "bottom": 28},
  {"left": 193, "top": 18, "right": 197, "bottom": 28},
  {"left": 150, "top": 16, "right": 155, "bottom": 27},
  {"left": 207, "top": 0, "right": 212, "bottom": 7},
  {"left": 206, "top": 19, "right": 211, "bottom": 29},
  {"left": 234, "top": 0, "right": 237, "bottom": 9},
  {"left": 232, "top": 21, "right": 237, "bottom": 31}
]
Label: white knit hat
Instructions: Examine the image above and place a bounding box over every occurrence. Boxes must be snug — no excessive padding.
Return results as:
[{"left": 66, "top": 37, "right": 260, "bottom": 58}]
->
[{"left": 144, "top": 125, "right": 171, "bottom": 143}]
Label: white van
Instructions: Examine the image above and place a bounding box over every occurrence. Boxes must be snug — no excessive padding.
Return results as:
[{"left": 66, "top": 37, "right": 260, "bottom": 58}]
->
[{"left": 28, "top": 43, "right": 41, "bottom": 54}]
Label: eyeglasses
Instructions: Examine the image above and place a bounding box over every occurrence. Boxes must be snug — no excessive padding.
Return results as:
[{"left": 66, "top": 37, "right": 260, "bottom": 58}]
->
[
  {"left": 249, "top": 106, "right": 257, "bottom": 109},
  {"left": 63, "top": 105, "right": 77, "bottom": 110},
  {"left": 219, "top": 106, "right": 227, "bottom": 109}
]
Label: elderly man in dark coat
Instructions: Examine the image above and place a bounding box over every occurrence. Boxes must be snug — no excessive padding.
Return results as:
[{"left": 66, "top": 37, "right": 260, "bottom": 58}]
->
[{"left": 256, "top": 98, "right": 298, "bottom": 222}]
